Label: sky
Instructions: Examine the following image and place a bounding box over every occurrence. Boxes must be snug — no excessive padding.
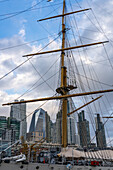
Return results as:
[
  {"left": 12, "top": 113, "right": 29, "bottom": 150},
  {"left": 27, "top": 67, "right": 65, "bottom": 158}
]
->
[{"left": 0, "top": 0, "right": 113, "bottom": 145}]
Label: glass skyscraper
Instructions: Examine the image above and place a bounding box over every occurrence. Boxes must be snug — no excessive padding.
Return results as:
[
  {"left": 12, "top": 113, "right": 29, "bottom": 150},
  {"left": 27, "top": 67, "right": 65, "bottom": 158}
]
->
[
  {"left": 95, "top": 114, "right": 106, "bottom": 148},
  {"left": 28, "top": 108, "right": 51, "bottom": 142},
  {"left": 77, "top": 110, "right": 90, "bottom": 148}
]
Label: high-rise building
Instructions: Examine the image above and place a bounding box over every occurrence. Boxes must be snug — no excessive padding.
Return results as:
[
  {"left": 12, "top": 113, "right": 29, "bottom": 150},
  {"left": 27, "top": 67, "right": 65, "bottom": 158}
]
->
[
  {"left": 0, "top": 116, "right": 20, "bottom": 155},
  {"left": 56, "top": 110, "right": 76, "bottom": 145},
  {"left": 46, "top": 113, "right": 51, "bottom": 143},
  {"left": 51, "top": 122, "right": 56, "bottom": 143},
  {"left": 77, "top": 110, "right": 90, "bottom": 148},
  {"left": 10, "top": 99, "right": 27, "bottom": 139},
  {"left": 75, "top": 134, "right": 80, "bottom": 146},
  {"left": 7, "top": 117, "right": 20, "bottom": 142},
  {"left": 67, "top": 116, "right": 76, "bottom": 145},
  {"left": 95, "top": 114, "right": 106, "bottom": 148},
  {"left": 28, "top": 108, "right": 51, "bottom": 142},
  {"left": 0, "top": 116, "right": 7, "bottom": 138},
  {"left": 56, "top": 111, "right": 62, "bottom": 144},
  {"left": 0, "top": 116, "right": 20, "bottom": 142}
]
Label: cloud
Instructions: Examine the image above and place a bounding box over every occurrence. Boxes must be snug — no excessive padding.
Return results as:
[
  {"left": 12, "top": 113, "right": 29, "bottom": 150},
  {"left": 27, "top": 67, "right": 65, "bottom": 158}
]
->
[
  {"left": 19, "top": 29, "right": 25, "bottom": 37},
  {"left": 0, "top": 25, "right": 60, "bottom": 132},
  {"left": 0, "top": 0, "right": 113, "bottom": 142}
]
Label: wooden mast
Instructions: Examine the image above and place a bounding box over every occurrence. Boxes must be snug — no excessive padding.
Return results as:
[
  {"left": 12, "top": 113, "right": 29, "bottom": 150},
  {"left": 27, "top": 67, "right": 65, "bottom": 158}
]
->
[
  {"left": 3, "top": 88, "right": 113, "bottom": 105},
  {"left": 23, "top": 41, "right": 108, "bottom": 57},
  {"left": 61, "top": 0, "right": 67, "bottom": 148}
]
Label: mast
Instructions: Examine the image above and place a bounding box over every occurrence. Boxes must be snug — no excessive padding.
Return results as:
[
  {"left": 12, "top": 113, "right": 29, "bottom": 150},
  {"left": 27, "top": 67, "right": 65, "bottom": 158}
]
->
[{"left": 61, "top": 0, "right": 67, "bottom": 148}]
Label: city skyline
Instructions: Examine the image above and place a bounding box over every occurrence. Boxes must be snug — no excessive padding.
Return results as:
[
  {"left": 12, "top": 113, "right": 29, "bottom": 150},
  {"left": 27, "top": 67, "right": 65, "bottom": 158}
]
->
[
  {"left": 10, "top": 99, "right": 27, "bottom": 139},
  {"left": 0, "top": 103, "right": 108, "bottom": 149}
]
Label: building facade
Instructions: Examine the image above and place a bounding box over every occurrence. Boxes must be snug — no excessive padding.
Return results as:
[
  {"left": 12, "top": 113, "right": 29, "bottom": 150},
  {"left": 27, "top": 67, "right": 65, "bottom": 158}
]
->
[
  {"left": 7, "top": 117, "right": 20, "bottom": 142},
  {"left": 10, "top": 99, "right": 27, "bottom": 140},
  {"left": 56, "top": 111, "right": 62, "bottom": 144},
  {"left": 28, "top": 108, "right": 51, "bottom": 142},
  {"left": 95, "top": 114, "right": 106, "bottom": 148},
  {"left": 51, "top": 122, "right": 56, "bottom": 143},
  {"left": 0, "top": 116, "right": 20, "bottom": 142},
  {"left": 0, "top": 116, "right": 7, "bottom": 139},
  {"left": 67, "top": 116, "right": 76, "bottom": 145},
  {"left": 56, "top": 109, "right": 77, "bottom": 145},
  {"left": 0, "top": 116, "right": 20, "bottom": 156},
  {"left": 77, "top": 110, "right": 90, "bottom": 148},
  {"left": 45, "top": 113, "right": 51, "bottom": 143}
]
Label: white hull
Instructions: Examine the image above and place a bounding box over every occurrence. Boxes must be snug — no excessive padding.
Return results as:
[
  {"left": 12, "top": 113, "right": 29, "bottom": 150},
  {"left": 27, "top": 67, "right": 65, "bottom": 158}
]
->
[{"left": 0, "top": 163, "right": 113, "bottom": 170}]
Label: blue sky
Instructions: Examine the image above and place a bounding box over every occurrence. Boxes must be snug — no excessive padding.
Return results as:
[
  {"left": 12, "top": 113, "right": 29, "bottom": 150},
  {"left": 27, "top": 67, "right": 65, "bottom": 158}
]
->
[
  {"left": 0, "top": 0, "right": 55, "bottom": 38},
  {"left": 1, "top": 0, "right": 113, "bottom": 144},
  {"left": 0, "top": 0, "right": 84, "bottom": 40},
  {"left": 0, "top": 0, "right": 30, "bottom": 38}
]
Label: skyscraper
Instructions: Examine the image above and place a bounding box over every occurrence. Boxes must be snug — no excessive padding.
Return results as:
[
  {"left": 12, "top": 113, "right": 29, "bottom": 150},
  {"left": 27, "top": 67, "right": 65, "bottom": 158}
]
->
[
  {"left": 7, "top": 117, "right": 20, "bottom": 142},
  {"left": 51, "top": 121, "right": 56, "bottom": 143},
  {"left": 28, "top": 108, "right": 51, "bottom": 142},
  {"left": 0, "top": 116, "right": 7, "bottom": 139},
  {"left": 56, "top": 109, "right": 76, "bottom": 145},
  {"left": 56, "top": 111, "right": 62, "bottom": 144},
  {"left": 95, "top": 114, "right": 106, "bottom": 148},
  {"left": 0, "top": 116, "right": 20, "bottom": 143},
  {"left": 45, "top": 113, "right": 51, "bottom": 143},
  {"left": 77, "top": 110, "right": 90, "bottom": 148},
  {"left": 10, "top": 99, "right": 27, "bottom": 140},
  {"left": 67, "top": 116, "right": 76, "bottom": 145}
]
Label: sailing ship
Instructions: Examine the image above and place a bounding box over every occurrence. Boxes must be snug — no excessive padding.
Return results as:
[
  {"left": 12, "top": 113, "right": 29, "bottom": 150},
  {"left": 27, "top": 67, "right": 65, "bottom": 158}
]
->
[{"left": 1, "top": 0, "right": 113, "bottom": 169}]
